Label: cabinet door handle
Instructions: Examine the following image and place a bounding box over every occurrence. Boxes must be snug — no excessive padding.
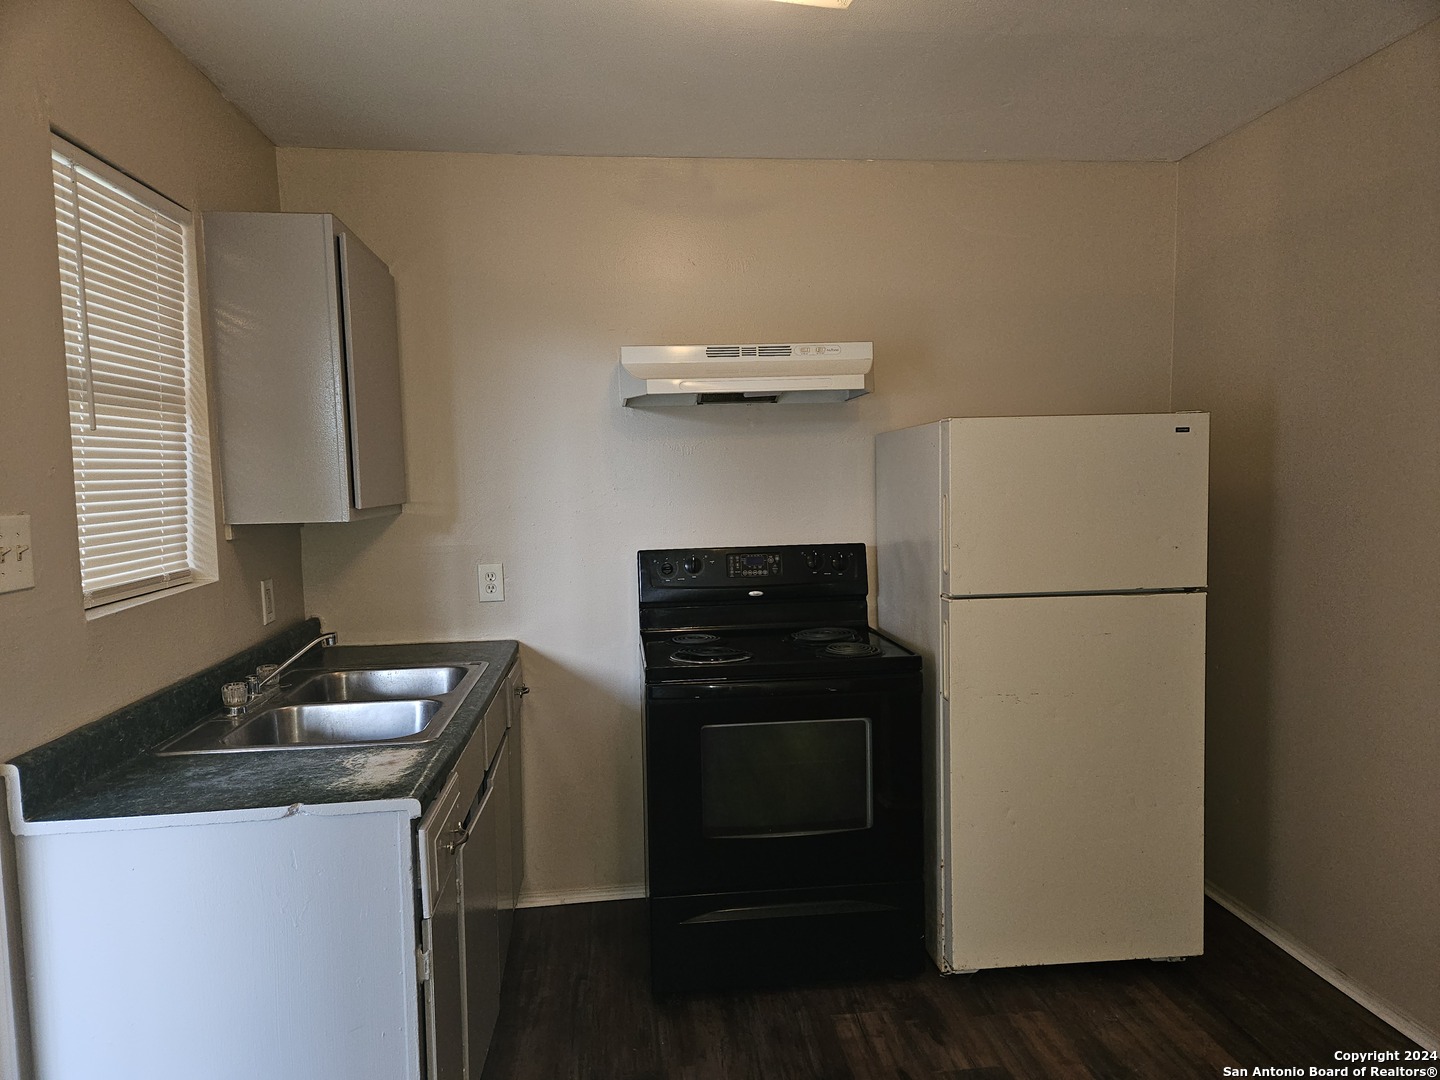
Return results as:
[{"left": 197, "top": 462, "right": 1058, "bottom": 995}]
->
[
  {"left": 443, "top": 825, "right": 467, "bottom": 854},
  {"left": 514, "top": 685, "right": 530, "bottom": 698}
]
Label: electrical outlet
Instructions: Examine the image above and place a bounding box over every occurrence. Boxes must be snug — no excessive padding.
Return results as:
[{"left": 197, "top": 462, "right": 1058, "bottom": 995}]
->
[
  {"left": 0, "top": 515, "right": 35, "bottom": 595},
  {"left": 478, "top": 563, "right": 504, "bottom": 603},
  {"left": 260, "top": 578, "right": 276, "bottom": 624}
]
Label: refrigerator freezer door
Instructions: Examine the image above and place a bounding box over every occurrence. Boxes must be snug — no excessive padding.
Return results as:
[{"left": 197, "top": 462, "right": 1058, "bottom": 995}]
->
[
  {"left": 942, "top": 592, "right": 1205, "bottom": 972},
  {"left": 944, "top": 413, "right": 1208, "bottom": 596}
]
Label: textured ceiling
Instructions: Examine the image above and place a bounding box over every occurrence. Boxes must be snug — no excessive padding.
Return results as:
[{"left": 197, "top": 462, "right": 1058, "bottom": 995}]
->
[{"left": 129, "top": 0, "right": 1439, "bottom": 161}]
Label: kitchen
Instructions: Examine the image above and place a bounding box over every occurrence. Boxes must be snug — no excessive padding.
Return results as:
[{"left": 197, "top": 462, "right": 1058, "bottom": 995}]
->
[{"left": 0, "top": 0, "right": 1437, "bottom": 1075}]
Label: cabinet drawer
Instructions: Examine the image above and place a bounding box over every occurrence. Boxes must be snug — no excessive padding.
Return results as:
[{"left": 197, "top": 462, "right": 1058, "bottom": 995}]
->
[
  {"left": 418, "top": 686, "right": 501, "bottom": 916},
  {"left": 481, "top": 692, "right": 506, "bottom": 771},
  {"left": 417, "top": 771, "right": 466, "bottom": 919}
]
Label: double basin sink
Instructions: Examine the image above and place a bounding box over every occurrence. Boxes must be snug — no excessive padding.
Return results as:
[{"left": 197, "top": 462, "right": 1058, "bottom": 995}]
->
[{"left": 156, "top": 663, "right": 487, "bottom": 755}]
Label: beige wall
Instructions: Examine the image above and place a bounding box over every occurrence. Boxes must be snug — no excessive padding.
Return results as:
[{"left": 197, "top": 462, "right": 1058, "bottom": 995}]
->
[
  {"left": 0, "top": 0, "right": 303, "bottom": 762},
  {"left": 277, "top": 150, "right": 1177, "bottom": 901},
  {"left": 1175, "top": 20, "right": 1440, "bottom": 1039}
]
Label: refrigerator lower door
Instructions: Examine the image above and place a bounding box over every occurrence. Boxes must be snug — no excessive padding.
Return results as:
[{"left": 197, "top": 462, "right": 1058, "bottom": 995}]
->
[{"left": 942, "top": 591, "right": 1205, "bottom": 971}]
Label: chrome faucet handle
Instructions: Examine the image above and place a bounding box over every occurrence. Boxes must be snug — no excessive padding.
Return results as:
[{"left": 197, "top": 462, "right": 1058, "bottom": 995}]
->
[{"left": 221, "top": 682, "right": 249, "bottom": 717}]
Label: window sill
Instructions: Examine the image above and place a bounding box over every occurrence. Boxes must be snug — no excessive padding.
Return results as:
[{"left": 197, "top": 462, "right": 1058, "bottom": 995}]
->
[{"left": 83, "top": 576, "right": 218, "bottom": 621}]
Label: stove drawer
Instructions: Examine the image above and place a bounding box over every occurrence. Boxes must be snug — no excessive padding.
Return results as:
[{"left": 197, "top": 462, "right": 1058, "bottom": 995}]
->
[{"left": 649, "top": 881, "right": 923, "bottom": 993}]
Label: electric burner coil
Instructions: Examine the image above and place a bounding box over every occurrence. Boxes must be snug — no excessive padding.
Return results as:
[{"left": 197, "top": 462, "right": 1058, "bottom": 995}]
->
[
  {"left": 669, "top": 646, "right": 753, "bottom": 665},
  {"left": 823, "top": 641, "right": 882, "bottom": 658},
  {"left": 791, "top": 627, "right": 862, "bottom": 644}
]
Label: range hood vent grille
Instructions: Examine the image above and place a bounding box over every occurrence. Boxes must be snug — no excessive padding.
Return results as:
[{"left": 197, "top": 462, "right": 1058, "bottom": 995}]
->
[
  {"left": 703, "top": 344, "right": 795, "bottom": 358},
  {"left": 620, "top": 341, "right": 873, "bottom": 407}
]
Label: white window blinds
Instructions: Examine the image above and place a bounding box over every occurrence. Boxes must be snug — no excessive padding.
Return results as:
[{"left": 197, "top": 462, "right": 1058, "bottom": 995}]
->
[{"left": 50, "top": 135, "right": 216, "bottom": 609}]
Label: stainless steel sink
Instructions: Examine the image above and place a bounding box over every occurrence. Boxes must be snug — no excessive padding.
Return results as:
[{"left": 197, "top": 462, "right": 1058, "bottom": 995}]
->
[
  {"left": 283, "top": 666, "right": 470, "bottom": 702},
  {"left": 154, "top": 661, "right": 487, "bottom": 754},
  {"left": 225, "top": 700, "right": 441, "bottom": 747}
]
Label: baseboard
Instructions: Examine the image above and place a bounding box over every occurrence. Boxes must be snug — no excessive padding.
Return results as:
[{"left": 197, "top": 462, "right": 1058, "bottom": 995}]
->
[
  {"left": 1206, "top": 883, "right": 1438, "bottom": 1051},
  {"left": 517, "top": 883, "right": 646, "bottom": 909}
]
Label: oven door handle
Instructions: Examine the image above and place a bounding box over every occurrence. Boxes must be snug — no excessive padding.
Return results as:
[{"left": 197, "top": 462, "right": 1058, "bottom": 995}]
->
[{"left": 680, "top": 899, "right": 899, "bottom": 925}]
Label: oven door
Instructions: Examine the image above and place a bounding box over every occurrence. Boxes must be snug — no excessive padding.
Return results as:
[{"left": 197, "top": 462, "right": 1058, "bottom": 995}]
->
[{"left": 644, "top": 673, "right": 921, "bottom": 898}]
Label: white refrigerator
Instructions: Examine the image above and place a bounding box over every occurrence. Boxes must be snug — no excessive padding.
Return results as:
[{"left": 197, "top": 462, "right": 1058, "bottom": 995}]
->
[{"left": 875, "top": 413, "right": 1209, "bottom": 974}]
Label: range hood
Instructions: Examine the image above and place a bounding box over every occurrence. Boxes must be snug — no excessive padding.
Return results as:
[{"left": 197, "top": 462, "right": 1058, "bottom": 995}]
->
[{"left": 619, "top": 342, "right": 872, "bottom": 406}]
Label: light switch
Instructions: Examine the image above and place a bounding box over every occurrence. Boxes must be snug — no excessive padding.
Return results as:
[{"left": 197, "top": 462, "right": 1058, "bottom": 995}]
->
[{"left": 0, "top": 515, "right": 35, "bottom": 595}]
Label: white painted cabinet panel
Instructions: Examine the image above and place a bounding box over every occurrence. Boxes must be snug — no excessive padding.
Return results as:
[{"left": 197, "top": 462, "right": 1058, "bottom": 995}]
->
[{"left": 14, "top": 802, "right": 422, "bottom": 1080}]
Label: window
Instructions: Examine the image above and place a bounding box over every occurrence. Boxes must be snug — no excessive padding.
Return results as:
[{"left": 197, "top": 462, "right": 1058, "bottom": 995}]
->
[{"left": 50, "top": 135, "right": 216, "bottom": 610}]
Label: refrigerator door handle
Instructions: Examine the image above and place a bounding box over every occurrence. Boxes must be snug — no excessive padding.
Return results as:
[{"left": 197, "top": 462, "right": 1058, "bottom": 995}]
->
[
  {"left": 940, "top": 492, "right": 949, "bottom": 589},
  {"left": 939, "top": 423, "right": 950, "bottom": 594},
  {"left": 940, "top": 608, "right": 950, "bottom": 702}
]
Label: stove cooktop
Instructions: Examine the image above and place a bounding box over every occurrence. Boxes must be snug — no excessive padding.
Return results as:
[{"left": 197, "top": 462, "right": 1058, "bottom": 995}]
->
[{"left": 640, "top": 625, "right": 921, "bottom": 682}]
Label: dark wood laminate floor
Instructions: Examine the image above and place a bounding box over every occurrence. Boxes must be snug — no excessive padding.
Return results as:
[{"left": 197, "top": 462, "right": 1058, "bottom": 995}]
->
[{"left": 481, "top": 899, "right": 1419, "bottom": 1080}]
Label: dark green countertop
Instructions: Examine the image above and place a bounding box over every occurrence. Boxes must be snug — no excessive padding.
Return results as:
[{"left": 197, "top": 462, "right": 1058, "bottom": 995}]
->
[{"left": 8, "top": 638, "right": 520, "bottom": 825}]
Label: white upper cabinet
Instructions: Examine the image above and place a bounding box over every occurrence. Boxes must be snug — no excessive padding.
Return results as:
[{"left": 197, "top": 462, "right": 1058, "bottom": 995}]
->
[{"left": 202, "top": 212, "right": 407, "bottom": 523}]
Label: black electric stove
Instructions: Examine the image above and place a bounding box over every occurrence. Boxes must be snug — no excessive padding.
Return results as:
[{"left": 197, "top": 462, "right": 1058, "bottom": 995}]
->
[{"left": 637, "top": 543, "right": 924, "bottom": 992}]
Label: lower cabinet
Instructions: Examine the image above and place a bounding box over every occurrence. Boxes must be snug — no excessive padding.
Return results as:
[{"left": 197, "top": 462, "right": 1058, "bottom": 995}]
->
[
  {"left": 425, "top": 844, "right": 466, "bottom": 1080},
  {"left": 9, "top": 661, "right": 525, "bottom": 1080},
  {"left": 420, "top": 661, "right": 526, "bottom": 1079},
  {"left": 498, "top": 659, "right": 527, "bottom": 963},
  {"left": 461, "top": 735, "right": 505, "bottom": 1072}
]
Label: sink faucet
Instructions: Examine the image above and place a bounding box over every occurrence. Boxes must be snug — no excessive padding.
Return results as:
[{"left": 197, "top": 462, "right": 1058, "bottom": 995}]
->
[{"left": 244, "top": 632, "right": 338, "bottom": 706}]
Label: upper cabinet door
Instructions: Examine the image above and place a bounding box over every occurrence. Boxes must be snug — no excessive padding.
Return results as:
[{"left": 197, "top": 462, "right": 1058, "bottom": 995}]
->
[
  {"left": 204, "top": 212, "right": 350, "bottom": 523},
  {"left": 203, "top": 212, "right": 408, "bottom": 523},
  {"left": 944, "top": 413, "right": 1209, "bottom": 596},
  {"left": 337, "top": 228, "right": 407, "bottom": 510}
]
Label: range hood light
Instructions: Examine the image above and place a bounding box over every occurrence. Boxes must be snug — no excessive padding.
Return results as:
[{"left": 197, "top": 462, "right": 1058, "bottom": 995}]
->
[{"left": 767, "top": 0, "right": 853, "bottom": 7}]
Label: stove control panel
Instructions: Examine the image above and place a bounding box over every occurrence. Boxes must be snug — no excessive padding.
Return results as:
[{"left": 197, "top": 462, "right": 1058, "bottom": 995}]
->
[
  {"left": 726, "top": 552, "right": 782, "bottom": 578},
  {"left": 639, "top": 544, "right": 866, "bottom": 597}
]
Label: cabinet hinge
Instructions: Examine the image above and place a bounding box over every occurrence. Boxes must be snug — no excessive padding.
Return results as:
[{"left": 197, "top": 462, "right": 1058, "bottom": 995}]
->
[{"left": 416, "top": 944, "right": 431, "bottom": 983}]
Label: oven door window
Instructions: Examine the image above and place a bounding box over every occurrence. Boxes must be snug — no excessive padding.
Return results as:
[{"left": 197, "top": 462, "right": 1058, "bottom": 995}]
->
[{"left": 700, "top": 718, "right": 872, "bottom": 838}]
